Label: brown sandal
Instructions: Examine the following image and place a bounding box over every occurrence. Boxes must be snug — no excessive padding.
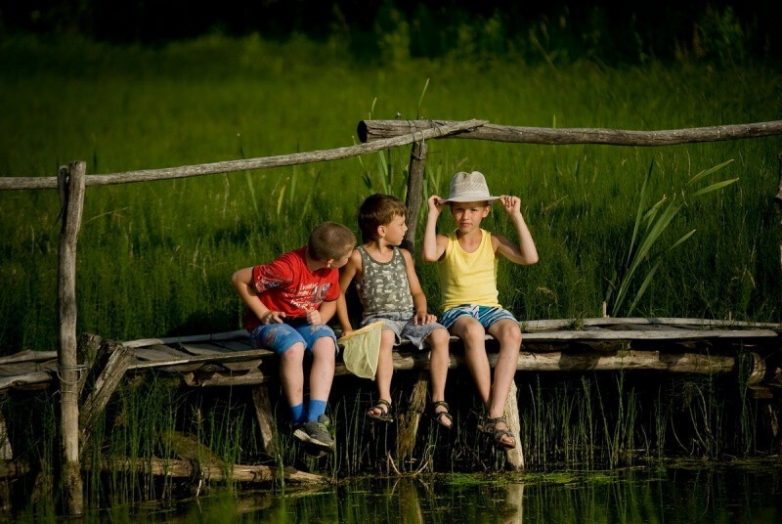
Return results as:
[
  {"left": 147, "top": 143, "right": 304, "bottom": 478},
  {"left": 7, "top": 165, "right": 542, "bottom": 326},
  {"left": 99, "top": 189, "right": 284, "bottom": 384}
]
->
[
  {"left": 367, "top": 399, "right": 393, "bottom": 423},
  {"left": 432, "top": 400, "right": 453, "bottom": 430},
  {"left": 480, "top": 416, "right": 516, "bottom": 449}
]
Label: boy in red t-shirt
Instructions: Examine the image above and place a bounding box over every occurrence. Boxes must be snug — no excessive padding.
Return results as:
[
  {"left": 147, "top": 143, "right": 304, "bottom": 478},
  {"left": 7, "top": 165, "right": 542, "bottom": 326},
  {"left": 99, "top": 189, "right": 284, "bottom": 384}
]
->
[{"left": 232, "top": 222, "right": 356, "bottom": 453}]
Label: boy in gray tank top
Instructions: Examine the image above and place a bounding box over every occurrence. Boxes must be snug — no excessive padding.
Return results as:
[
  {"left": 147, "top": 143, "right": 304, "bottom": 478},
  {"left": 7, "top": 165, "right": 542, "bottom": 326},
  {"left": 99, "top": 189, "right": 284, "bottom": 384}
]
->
[{"left": 337, "top": 194, "right": 453, "bottom": 429}]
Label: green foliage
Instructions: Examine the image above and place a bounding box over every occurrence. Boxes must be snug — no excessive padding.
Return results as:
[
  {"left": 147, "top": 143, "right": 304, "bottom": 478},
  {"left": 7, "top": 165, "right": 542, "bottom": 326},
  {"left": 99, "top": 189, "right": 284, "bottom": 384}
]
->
[{"left": 607, "top": 159, "right": 739, "bottom": 316}]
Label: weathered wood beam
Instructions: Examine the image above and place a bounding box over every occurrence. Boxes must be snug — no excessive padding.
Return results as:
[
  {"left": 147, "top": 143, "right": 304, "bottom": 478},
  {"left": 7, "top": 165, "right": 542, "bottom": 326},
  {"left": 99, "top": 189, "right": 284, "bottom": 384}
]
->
[
  {"left": 503, "top": 381, "right": 524, "bottom": 470},
  {"left": 94, "top": 457, "right": 327, "bottom": 484},
  {"left": 358, "top": 119, "right": 782, "bottom": 146},
  {"left": 251, "top": 386, "right": 278, "bottom": 455},
  {"left": 396, "top": 371, "right": 429, "bottom": 467},
  {"left": 79, "top": 341, "right": 133, "bottom": 451},
  {"left": 57, "top": 161, "right": 85, "bottom": 516},
  {"left": 342, "top": 350, "right": 738, "bottom": 374},
  {"left": 0, "top": 120, "right": 487, "bottom": 191}
]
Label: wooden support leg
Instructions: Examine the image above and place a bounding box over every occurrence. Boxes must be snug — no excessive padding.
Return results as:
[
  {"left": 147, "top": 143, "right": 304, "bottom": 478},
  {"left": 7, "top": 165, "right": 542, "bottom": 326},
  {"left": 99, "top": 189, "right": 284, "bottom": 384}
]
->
[
  {"left": 503, "top": 381, "right": 525, "bottom": 470},
  {"left": 396, "top": 371, "right": 429, "bottom": 468},
  {"left": 0, "top": 410, "right": 10, "bottom": 512},
  {"left": 79, "top": 341, "right": 133, "bottom": 452},
  {"left": 251, "top": 385, "right": 278, "bottom": 456}
]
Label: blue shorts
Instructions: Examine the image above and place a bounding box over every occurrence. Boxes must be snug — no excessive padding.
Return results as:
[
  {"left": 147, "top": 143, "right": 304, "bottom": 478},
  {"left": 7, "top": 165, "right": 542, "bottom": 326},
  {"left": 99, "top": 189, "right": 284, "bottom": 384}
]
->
[
  {"left": 439, "top": 305, "right": 517, "bottom": 330},
  {"left": 250, "top": 321, "right": 338, "bottom": 355}
]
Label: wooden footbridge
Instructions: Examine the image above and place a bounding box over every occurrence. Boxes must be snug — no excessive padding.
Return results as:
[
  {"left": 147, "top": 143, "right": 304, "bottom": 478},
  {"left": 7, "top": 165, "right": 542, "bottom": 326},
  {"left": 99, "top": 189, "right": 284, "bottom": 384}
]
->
[
  {"left": 2, "top": 117, "right": 782, "bottom": 515},
  {"left": 1, "top": 316, "right": 779, "bottom": 476}
]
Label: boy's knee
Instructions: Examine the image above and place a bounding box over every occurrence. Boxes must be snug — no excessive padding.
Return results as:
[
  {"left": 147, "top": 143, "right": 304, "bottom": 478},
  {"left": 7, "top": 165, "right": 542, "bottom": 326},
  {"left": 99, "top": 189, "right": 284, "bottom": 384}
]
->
[
  {"left": 461, "top": 322, "right": 485, "bottom": 342},
  {"left": 281, "top": 342, "right": 306, "bottom": 361},
  {"left": 429, "top": 328, "right": 450, "bottom": 347},
  {"left": 496, "top": 323, "right": 522, "bottom": 347}
]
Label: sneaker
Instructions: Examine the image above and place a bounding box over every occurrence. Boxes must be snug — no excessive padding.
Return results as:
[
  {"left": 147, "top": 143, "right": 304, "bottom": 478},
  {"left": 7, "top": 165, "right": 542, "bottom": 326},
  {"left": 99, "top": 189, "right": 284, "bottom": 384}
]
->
[{"left": 293, "top": 416, "right": 335, "bottom": 452}]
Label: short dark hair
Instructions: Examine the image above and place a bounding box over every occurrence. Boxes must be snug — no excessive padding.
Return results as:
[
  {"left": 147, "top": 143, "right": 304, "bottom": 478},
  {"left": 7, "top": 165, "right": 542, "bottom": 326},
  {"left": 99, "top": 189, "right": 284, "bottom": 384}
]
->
[
  {"left": 358, "top": 194, "right": 407, "bottom": 242},
  {"left": 307, "top": 222, "right": 356, "bottom": 261}
]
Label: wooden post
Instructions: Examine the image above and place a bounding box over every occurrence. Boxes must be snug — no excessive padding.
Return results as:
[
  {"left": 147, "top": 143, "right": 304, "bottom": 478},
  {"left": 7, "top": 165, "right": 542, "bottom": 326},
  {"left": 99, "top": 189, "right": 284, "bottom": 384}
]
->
[
  {"left": 57, "top": 161, "right": 86, "bottom": 515},
  {"left": 251, "top": 386, "right": 278, "bottom": 456},
  {"left": 776, "top": 153, "right": 782, "bottom": 273},
  {"left": 79, "top": 341, "right": 133, "bottom": 451},
  {"left": 503, "top": 381, "right": 524, "bottom": 470},
  {"left": 404, "top": 140, "right": 428, "bottom": 249},
  {"left": 396, "top": 371, "right": 429, "bottom": 467}
]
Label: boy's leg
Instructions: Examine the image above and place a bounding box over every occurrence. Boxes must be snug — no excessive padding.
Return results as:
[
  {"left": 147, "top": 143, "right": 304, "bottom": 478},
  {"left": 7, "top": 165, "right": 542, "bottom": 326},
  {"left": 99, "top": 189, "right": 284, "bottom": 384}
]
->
[
  {"left": 449, "top": 316, "right": 491, "bottom": 407},
  {"left": 368, "top": 329, "right": 396, "bottom": 419},
  {"left": 484, "top": 318, "right": 522, "bottom": 448},
  {"left": 252, "top": 323, "right": 307, "bottom": 423},
  {"left": 427, "top": 327, "right": 452, "bottom": 428},
  {"left": 308, "top": 335, "right": 336, "bottom": 416},
  {"left": 280, "top": 342, "right": 307, "bottom": 415},
  {"left": 485, "top": 319, "right": 522, "bottom": 418}
]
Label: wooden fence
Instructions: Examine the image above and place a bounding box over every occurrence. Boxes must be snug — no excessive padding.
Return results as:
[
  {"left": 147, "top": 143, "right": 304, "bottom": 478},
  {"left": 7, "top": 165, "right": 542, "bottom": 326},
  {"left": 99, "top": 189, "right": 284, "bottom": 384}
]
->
[{"left": 1, "top": 118, "right": 782, "bottom": 515}]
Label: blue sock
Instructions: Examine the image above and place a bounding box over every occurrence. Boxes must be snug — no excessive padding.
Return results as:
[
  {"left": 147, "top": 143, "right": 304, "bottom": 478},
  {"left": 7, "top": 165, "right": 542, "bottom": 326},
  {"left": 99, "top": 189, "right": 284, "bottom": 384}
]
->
[
  {"left": 307, "top": 399, "right": 327, "bottom": 422},
  {"left": 290, "top": 403, "right": 305, "bottom": 425}
]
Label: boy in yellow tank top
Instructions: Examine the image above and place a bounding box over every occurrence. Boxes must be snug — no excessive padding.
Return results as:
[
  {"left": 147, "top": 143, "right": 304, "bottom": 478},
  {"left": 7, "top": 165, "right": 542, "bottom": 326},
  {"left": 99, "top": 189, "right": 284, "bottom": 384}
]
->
[{"left": 423, "top": 171, "right": 539, "bottom": 449}]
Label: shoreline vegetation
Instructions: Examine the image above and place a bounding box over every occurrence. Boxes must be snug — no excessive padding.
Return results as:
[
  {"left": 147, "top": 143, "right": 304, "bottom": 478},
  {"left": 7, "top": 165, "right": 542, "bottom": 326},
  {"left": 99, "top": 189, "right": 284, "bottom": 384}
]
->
[{"left": 1, "top": 26, "right": 781, "bottom": 513}]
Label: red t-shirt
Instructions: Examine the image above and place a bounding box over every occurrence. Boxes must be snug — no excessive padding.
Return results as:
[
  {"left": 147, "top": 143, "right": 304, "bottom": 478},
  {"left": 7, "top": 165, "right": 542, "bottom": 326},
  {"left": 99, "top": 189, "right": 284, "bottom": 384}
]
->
[{"left": 244, "top": 247, "right": 340, "bottom": 331}]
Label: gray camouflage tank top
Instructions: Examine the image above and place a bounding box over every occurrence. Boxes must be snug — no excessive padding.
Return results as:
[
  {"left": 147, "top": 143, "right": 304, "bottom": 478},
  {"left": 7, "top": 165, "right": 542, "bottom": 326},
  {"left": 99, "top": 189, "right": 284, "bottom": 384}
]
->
[{"left": 355, "top": 245, "right": 414, "bottom": 316}]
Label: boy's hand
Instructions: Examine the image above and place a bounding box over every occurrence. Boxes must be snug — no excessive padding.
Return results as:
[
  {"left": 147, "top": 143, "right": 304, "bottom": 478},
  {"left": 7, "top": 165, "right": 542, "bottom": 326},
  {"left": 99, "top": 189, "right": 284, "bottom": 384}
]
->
[
  {"left": 262, "top": 311, "right": 286, "bottom": 324},
  {"left": 499, "top": 195, "right": 522, "bottom": 216},
  {"left": 427, "top": 195, "right": 445, "bottom": 217},
  {"left": 306, "top": 310, "right": 322, "bottom": 325},
  {"left": 414, "top": 310, "right": 437, "bottom": 325}
]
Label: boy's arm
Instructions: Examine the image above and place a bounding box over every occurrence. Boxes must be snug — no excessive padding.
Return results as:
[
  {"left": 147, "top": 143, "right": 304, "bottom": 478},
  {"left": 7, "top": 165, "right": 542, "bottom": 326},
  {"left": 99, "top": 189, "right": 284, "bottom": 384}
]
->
[
  {"left": 335, "top": 250, "right": 361, "bottom": 333},
  {"left": 231, "top": 267, "right": 283, "bottom": 325},
  {"left": 317, "top": 299, "right": 337, "bottom": 325},
  {"left": 494, "top": 195, "right": 540, "bottom": 265},
  {"left": 422, "top": 195, "right": 448, "bottom": 262},
  {"left": 402, "top": 249, "right": 437, "bottom": 325}
]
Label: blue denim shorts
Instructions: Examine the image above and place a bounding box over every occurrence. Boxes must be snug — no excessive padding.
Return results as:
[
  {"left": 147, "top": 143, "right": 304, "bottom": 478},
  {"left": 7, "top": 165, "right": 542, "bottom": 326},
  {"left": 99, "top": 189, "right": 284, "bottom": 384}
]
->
[
  {"left": 439, "top": 305, "right": 517, "bottom": 330},
  {"left": 250, "top": 320, "right": 338, "bottom": 355}
]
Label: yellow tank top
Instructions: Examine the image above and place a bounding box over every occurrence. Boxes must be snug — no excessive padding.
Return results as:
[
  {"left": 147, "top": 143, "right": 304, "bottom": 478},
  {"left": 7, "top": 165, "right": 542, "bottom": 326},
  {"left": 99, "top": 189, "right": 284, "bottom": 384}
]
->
[{"left": 438, "top": 229, "right": 500, "bottom": 311}]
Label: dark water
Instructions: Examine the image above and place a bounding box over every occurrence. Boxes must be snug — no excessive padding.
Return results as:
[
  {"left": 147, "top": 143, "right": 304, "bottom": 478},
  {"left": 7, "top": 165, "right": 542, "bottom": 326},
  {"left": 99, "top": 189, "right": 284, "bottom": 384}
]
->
[{"left": 93, "top": 462, "right": 782, "bottom": 523}]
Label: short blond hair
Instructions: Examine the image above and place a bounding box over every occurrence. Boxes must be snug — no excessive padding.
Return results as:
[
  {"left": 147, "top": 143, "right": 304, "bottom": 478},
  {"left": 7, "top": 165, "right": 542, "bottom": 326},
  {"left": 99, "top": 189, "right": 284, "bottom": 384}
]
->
[{"left": 307, "top": 222, "right": 356, "bottom": 261}]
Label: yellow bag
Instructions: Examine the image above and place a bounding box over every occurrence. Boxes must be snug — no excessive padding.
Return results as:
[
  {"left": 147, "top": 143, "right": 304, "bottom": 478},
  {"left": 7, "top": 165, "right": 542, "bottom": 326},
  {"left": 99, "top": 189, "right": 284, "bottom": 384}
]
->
[{"left": 339, "top": 321, "right": 384, "bottom": 379}]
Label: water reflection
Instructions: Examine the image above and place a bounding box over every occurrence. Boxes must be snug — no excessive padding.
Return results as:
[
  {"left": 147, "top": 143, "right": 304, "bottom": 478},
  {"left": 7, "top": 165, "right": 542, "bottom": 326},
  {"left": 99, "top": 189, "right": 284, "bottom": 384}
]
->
[{"left": 98, "top": 463, "right": 782, "bottom": 523}]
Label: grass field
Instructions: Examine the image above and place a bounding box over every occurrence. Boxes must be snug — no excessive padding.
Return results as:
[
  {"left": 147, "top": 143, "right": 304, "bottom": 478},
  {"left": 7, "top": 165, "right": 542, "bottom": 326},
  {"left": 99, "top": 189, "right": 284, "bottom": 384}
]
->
[{"left": 1, "top": 34, "right": 781, "bottom": 350}]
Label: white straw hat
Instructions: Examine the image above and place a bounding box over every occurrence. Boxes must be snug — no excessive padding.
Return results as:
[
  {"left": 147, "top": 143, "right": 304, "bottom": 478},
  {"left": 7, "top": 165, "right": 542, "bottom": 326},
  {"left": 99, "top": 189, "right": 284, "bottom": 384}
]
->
[{"left": 443, "top": 171, "right": 500, "bottom": 203}]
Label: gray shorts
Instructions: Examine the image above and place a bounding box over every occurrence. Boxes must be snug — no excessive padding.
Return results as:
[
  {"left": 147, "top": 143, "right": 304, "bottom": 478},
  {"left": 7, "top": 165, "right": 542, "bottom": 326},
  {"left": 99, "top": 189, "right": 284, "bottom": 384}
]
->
[{"left": 361, "top": 311, "right": 446, "bottom": 350}]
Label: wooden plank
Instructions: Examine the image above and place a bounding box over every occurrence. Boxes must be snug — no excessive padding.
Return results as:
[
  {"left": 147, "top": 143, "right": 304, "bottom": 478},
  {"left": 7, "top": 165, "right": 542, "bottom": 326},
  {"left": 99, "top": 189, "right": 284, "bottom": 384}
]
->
[
  {"left": 521, "top": 328, "right": 778, "bottom": 341},
  {"left": 0, "top": 350, "right": 57, "bottom": 365},
  {"left": 123, "top": 329, "right": 249, "bottom": 349},
  {"left": 0, "top": 372, "right": 53, "bottom": 392},
  {"left": 522, "top": 317, "right": 782, "bottom": 331},
  {"left": 357, "top": 119, "right": 782, "bottom": 147},
  {"left": 334, "top": 350, "right": 736, "bottom": 375},
  {"left": 129, "top": 348, "right": 274, "bottom": 371}
]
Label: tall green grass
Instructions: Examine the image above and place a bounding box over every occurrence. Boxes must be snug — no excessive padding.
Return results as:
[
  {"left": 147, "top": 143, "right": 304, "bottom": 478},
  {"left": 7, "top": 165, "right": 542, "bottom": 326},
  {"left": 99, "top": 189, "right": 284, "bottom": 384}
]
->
[
  {"left": 0, "top": 34, "right": 780, "bottom": 508},
  {"left": 1, "top": 35, "right": 780, "bottom": 349}
]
